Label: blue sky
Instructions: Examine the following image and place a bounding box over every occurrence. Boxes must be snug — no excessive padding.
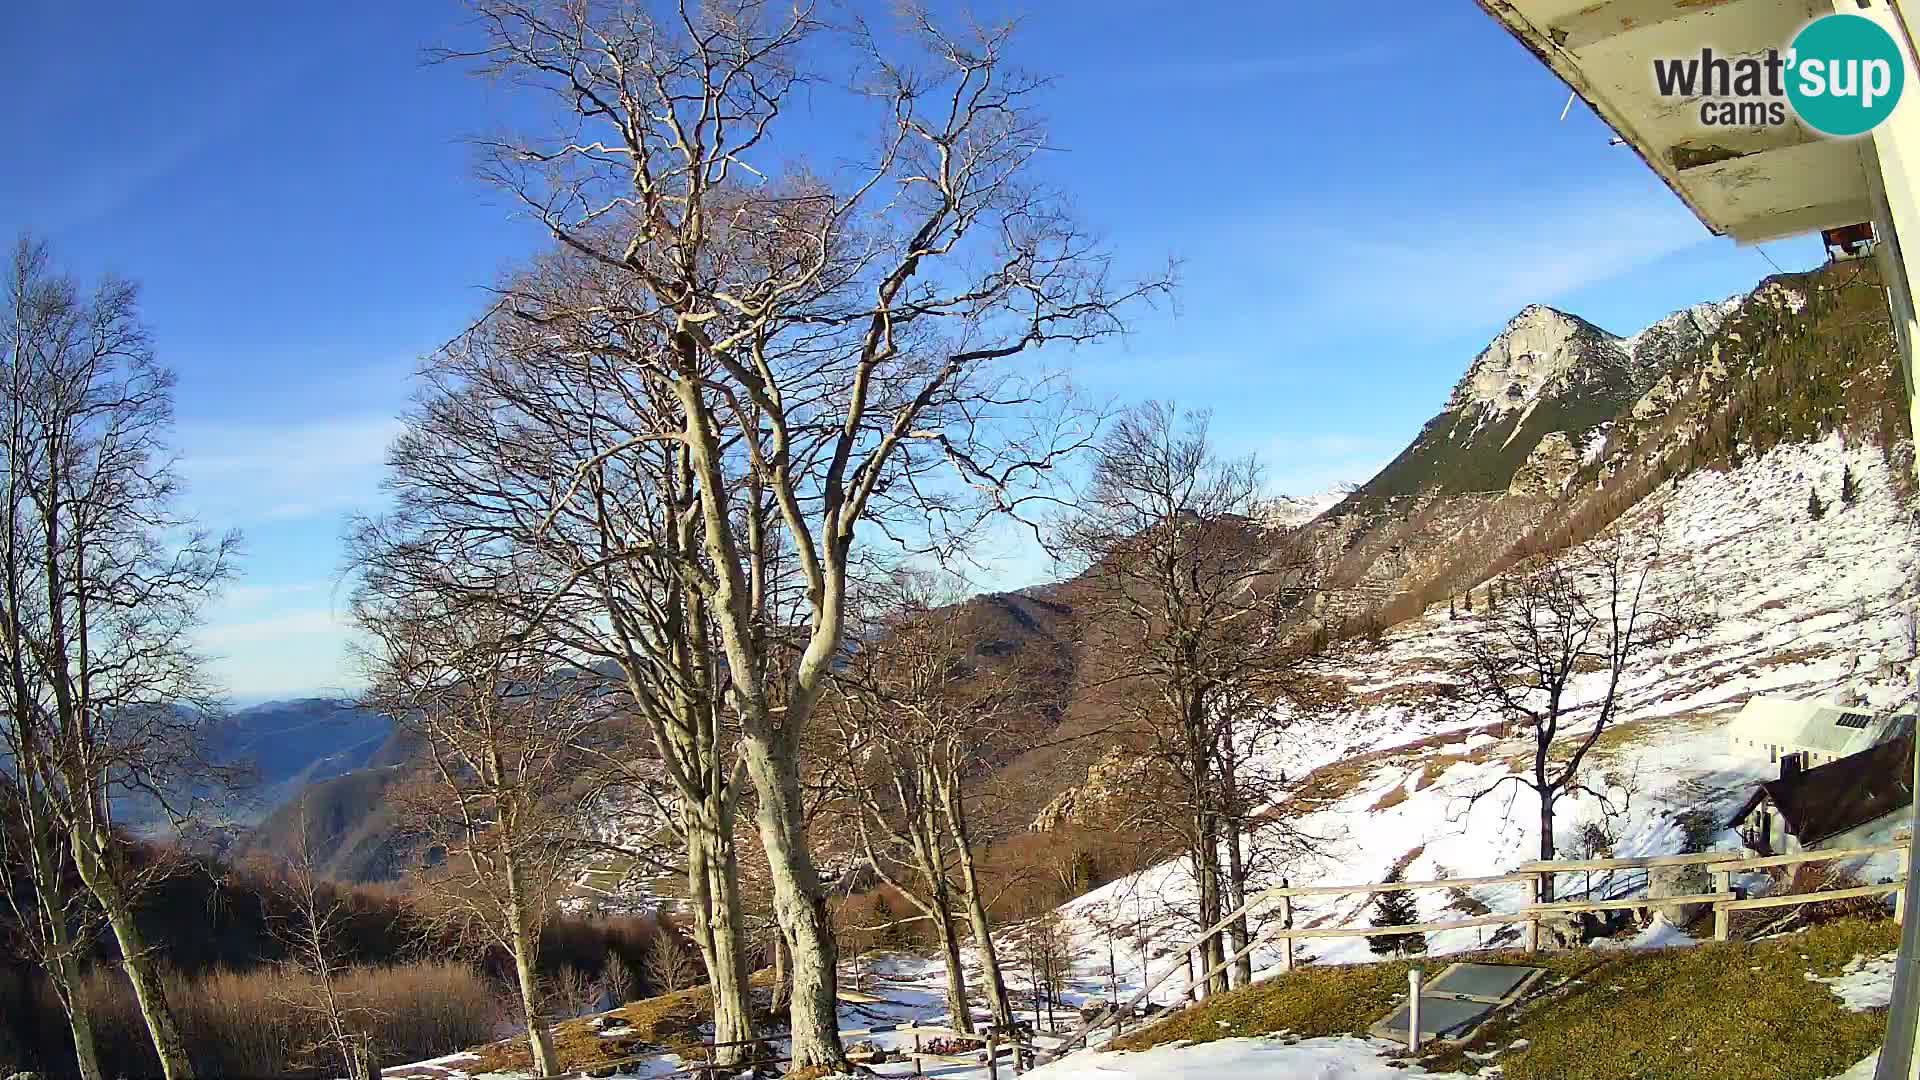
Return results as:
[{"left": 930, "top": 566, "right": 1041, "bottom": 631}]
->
[{"left": 0, "top": 1, "right": 1822, "bottom": 702}]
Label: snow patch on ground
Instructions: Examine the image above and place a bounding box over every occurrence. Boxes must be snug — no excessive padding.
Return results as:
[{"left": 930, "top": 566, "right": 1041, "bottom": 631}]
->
[
  {"left": 1024, "top": 1035, "right": 1473, "bottom": 1080},
  {"left": 412, "top": 436, "right": 1916, "bottom": 1079},
  {"left": 1811, "top": 951, "right": 1901, "bottom": 1012},
  {"left": 1825, "top": 1050, "right": 1881, "bottom": 1080},
  {"left": 1593, "top": 915, "right": 1698, "bottom": 951}
]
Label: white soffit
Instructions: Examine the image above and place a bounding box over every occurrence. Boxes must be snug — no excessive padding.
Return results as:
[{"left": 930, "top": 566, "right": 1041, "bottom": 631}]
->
[{"left": 1480, "top": 0, "right": 1875, "bottom": 242}]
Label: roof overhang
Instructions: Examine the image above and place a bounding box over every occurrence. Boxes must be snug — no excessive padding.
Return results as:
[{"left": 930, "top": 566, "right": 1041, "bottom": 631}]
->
[{"left": 1478, "top": 0, "right": 1875, "bottom": 243}]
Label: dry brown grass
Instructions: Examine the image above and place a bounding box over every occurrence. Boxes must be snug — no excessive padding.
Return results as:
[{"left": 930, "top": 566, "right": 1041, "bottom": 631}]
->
[
  {"left": 466, "top": 981, "right": 783, "bottom": 1076},
  {"left": 1349, "top": 680, "right": 1461, "bottom": 708},
  {"left": 52, "top": 960, "right": 501, "bottom": 1078},
  {"left": 1369, "top": 783, "right": 1412, "bottom": 812}
]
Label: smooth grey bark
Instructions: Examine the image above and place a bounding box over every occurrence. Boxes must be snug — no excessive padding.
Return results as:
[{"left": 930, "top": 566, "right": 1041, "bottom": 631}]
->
[
  {"left": 939, "top": 771, "right": 1015, "bottom": 1031},
  {"left": 740, "top": 731, "right": 843, "bottom": 1069},
  {"left": 73, "top": 833, "right": 195, "bottom": 1080},
  {"left": 932, "top": 905, "right": 971, "bottom": 1032},
  {"left": 6, "top": 772, "right": 104, "bottom": 1080},
  {"left": 684, "top": 808, "right": 753, "bottom": 1064},
  {"left": 1223, "top": 826, "right": 1253, "bottom": 988},
  {"left": 62, "top": 971, "right": 105, "bottom": 1080},
  {"left": 503, "top": 857, "right": 559, "bottom": 1078}
]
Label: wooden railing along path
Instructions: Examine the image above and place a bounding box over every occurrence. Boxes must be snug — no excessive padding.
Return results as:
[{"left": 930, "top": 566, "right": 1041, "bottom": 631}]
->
[
  {"left": 525, "top": 1019, "right": 1060, "bottom": 1080},
  {"left": 1038, "top": 837, "right": 1910, "bottom": 1062}
]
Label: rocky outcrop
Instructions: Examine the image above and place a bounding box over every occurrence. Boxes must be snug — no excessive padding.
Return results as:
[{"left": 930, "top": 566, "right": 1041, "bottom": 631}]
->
[
  {"left": 1033, "top": 746, "right": 1158, "bottom": 831},
  {"left": 1445, "top": 305, "right": 1626, "bottom": 421},
  {"left": 1507, "top": 431, "right": 1580, "bottom": 498}
]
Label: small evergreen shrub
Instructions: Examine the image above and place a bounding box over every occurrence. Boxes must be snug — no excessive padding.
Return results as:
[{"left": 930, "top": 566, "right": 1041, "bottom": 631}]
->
[{"left": 1367, "top": 869, "right": 1427, "bottom": 958}]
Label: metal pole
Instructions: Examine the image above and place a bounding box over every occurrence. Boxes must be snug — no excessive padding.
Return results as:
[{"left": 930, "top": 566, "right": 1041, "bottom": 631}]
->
[{"left": 1407, "top": 968, "right": 1424, "bottom": 1054}]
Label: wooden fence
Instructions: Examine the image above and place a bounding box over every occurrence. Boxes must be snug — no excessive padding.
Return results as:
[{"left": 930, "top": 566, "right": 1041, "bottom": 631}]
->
[
  {"left": 541, "top": 1020, "right": 1059, "bottom": 1080},
  {"left": 1038, "top": 836, "right": 1910, "bottom": 1063}
]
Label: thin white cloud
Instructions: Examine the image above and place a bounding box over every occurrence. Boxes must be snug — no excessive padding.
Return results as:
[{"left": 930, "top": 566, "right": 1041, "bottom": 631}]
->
[
  {"left": 179, "top": 416, "right": 402, "bottom": 476},
  {"left": 197, "top": 606, "right": 360, "bottom": 700},
  {"left": 177, "top": 414, "right": 401, "bottom": 524},
  {"left": 218, "top": 581, "right": 327, "bottom": 610},
  {"left": 199, "top": 608, "right": 341, "bottom": 649},
  {"left": 1275, "top": 184, "right": 1714, "bottom": 339}
]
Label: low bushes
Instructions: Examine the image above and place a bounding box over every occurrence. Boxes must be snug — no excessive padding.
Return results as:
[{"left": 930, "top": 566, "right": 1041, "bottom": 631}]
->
[{"left": 4, "top": 960, "right": 501, "bottom": 1079}]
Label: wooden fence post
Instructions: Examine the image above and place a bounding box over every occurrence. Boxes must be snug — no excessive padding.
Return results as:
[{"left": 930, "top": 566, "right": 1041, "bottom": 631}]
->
[
  {"left": 1279, "top": 888, "right": 1295, "bottom": 973},
  {"left": 987, "top": 1032, "right": 1000, "bottom": 1080},
  {"left": 1523, "top": 872, "right": 1542, "bottom": 952},
  {"left": 1712, "top": 867, "right": 1732, "bottom": 941},
  {"left": 1899, "top": 846, "right": 1910, "bottom": 925}
]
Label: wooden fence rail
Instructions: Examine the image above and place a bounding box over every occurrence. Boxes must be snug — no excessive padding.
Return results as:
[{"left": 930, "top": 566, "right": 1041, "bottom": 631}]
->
[{"left": 1037, "top": 836, "right": 1910, "bottom": 1064}]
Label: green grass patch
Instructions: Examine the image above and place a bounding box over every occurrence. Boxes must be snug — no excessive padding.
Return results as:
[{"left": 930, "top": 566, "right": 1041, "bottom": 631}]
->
[
  {"left": 1110, "top": 958, "right": 1423, "bottom": 1049},
  {"left": 1113, "top": 916, "right": 1899, "bottom": 1080}
]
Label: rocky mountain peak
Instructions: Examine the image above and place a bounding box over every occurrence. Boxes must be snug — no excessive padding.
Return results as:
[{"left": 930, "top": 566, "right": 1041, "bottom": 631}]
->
[
  {"left": 1620, "top": 296, "right": 1741, "bottom": 379},
  {"left": 1445, "top": 304, "right": 1621, "bottom": 418}
]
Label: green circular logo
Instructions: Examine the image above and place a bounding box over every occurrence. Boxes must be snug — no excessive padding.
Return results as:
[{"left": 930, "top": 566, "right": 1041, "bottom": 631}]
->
[{"left": 1787, "top": 14, "right": 1905, "bottom": 136}]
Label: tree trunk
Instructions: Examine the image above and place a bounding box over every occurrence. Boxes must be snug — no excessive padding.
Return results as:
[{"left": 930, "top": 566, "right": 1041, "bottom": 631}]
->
[
  {"left": 699, "top": 820, "right": 755, "bottom": 1065},
  {"left": 51, "top": 952, "right": 104, "bottom": 1080},
  {"left": 740, "top": 732, "right": 847, "bottom": 1071},
  {"left": 72, "top": 830, "right": 195, "bottom": 1080},
  {"left": 511, "top": 931, "right": 559, "bottom": 1078},
  {"left": 931, "top": 900, "right": 972, "bottom": 1033},
  {"left": 1193, "top": 816, "right": 1227, "bottom": 996},
  {"left": 942, "top": 773, "right": 1015, "bottom": 1030},
  {"left": 771, "top": 927, "right": 791, "bottom": 1013},
  {"left": 686, "top": 812, "right": 754, "bottom": 1065},
  {"left": 1538, "top": 794, "right": 1558, "bottom": 902},
  {"left": 1223, "top": 829, "right": 1252, "bottom": 988},
  {"left": 30, "top": 818, "right": 103, "bottom": 1080},
  {"left": 503, "top": 862, "right": 558, "bottom": 1078}
]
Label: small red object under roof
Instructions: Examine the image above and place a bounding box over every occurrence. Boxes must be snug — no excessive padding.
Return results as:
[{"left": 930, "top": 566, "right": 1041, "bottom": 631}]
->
[{"left": 1823, "top": 222, "right": 1877, "bottom": 261}]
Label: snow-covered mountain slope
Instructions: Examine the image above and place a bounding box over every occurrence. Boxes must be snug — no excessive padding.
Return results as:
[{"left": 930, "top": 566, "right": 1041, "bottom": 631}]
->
[
  {"left": 1619, "top": 297, "right": 1742, "bottom": 382},
  {"left": 1263, "top": 484, "right": 1357, "bottom": 529},
  {"left": 1058, "top": 432, "right": 1917, "bottom": 975}
]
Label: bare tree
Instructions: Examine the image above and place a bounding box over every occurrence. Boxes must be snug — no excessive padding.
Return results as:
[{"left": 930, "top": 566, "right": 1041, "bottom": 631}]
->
[
  {"left": 1016, "top": 912, "right": 1077, "bottom": 1032},
  {"left": 645, "top": 927, "right": 699, "bottom": 994},
  {"left": 268, "top": 805, "right": 379, "bottom": 1080},
  {"left": 434, "top": 3, "right": 1167, "bottom": 1067},
  {"left": 1056, "top": 402, "right": 1323, "bottom": 993},
  {"left": 1455, "top": 518, "right": 1692, "bottom": 898},
  {"left": 348, "top": 245, "right": 766, "bottom": 1064},
  {"left": 355, "top": 601, "right": 599, "bottom": 1078},
  {"left": 827, "top": 575, "right": 1029, "bottom": 1032},
  {"left": 0, "top": 774, "right": 105, "bottom": 1080},
  {"left": 0, "top": 235, "right": 239, "bottom": 1080}
]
